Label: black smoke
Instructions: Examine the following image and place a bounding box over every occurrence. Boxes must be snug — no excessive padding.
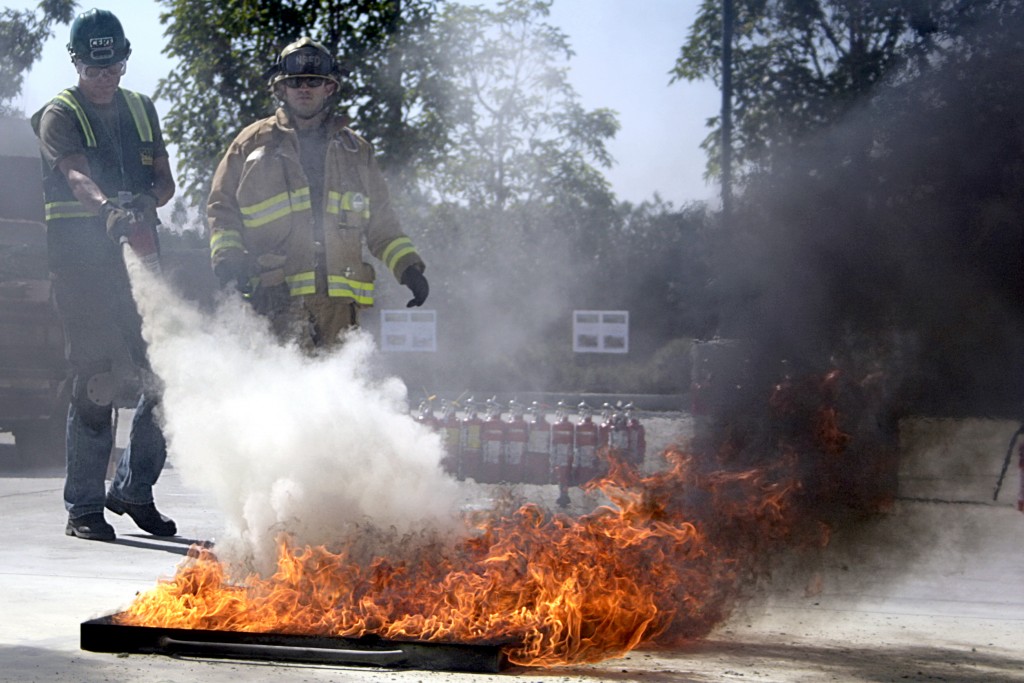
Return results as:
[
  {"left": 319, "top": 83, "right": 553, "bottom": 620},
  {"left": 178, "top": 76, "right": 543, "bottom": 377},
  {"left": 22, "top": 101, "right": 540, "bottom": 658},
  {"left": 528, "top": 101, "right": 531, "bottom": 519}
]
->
[{"left": 712, "top": 6, "right": 1024, "bottom": 422}]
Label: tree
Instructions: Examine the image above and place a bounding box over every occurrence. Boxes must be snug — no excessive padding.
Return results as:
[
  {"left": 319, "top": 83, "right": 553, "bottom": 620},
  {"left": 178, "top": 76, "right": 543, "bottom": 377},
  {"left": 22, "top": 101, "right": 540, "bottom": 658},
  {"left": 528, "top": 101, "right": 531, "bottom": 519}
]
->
[
  {"left": 424, "top": 0, "right": 618, "bottom": 213},
  {"left": 0, "top": 0, "right": 77, "bottom": 116},
  {"left": 156, "top": 0, "right": 447, "bottom": 207},
  {"left": 707, "top": 0, "right": 1024, "bottom": 413},
  {"left": 672, "top": 0, "right": 930, "bottom": 181}
]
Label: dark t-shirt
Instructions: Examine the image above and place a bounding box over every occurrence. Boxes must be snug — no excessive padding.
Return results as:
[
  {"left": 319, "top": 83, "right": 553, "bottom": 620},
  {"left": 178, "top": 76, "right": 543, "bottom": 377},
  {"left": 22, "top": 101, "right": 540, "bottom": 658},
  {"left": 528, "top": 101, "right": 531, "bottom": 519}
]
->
[
  {"left": 37, "top": 95, "right": 167, "bottom": 172},
  {"left": 36, "top": 90, "right": 168, "bottom": 269},
  {"left": 296, "top": 124, "right": 327, "bottom": 232}
]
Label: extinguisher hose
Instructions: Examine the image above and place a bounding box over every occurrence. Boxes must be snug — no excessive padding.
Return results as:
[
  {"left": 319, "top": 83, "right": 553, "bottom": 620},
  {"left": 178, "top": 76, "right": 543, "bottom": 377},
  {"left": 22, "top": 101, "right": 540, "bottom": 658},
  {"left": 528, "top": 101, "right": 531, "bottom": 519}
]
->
[{"left": 993, "top": 423, "right": 1024, "bottom": 501}]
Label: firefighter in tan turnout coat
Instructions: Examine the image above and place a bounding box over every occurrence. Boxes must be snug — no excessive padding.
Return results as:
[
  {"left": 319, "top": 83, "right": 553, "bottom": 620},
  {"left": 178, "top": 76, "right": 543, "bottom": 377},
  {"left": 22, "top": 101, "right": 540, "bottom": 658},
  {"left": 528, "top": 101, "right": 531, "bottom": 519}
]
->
[{"left": 207, "top": 37, "right": 428, "bottom": 350}]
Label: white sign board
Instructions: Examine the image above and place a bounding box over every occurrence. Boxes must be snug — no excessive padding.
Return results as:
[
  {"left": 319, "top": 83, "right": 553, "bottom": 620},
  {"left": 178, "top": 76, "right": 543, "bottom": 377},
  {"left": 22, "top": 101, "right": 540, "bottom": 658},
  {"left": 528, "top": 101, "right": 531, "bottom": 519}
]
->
[
  {"left": 573, "top": 310, "right": 629, "bottom": 354},
  {"left": 380, "top": 309, "right": 437, "bottom": 352}
]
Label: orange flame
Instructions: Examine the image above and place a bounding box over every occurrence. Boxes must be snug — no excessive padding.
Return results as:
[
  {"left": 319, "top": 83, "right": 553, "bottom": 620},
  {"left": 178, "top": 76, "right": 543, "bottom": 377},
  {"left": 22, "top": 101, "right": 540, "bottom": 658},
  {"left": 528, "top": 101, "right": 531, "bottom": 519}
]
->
[
  {"left": 815, "top": 406, "right": 851, "bottom": 455},
  {"left": 119, "top": 449, "right": 818, "bottom": 667}
]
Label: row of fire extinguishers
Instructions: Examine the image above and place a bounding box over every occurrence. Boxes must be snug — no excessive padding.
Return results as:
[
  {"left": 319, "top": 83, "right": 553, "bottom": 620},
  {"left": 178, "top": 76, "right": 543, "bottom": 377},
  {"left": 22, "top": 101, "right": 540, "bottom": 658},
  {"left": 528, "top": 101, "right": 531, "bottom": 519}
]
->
[{"left": 416, "top": 397, "right": 646, "bottom": 502}]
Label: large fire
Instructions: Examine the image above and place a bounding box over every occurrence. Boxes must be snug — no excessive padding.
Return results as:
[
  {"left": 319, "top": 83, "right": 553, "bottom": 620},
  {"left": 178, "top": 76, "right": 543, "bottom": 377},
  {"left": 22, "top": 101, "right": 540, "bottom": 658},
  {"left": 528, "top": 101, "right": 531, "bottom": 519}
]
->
[{"left": 118, "top": 446, "right": 825, "bottom": 667}]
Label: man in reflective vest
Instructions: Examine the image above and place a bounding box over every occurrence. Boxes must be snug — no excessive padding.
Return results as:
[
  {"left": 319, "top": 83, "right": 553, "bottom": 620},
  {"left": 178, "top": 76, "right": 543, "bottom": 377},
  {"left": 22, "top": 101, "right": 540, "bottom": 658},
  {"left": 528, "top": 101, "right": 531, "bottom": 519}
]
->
[
  {"left": 32, "top": 9, "right": 177, "bottom": 541},
  {"left": 207, "top": 37, "right": 429, "bottom": 350}
]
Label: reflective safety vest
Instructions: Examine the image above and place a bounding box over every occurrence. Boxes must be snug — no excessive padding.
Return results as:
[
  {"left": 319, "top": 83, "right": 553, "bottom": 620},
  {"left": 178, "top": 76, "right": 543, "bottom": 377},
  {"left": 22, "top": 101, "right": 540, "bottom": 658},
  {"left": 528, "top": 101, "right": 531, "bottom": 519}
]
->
[
  {"left": 207, "top": 110, "right": 424, "bottom": 306},
  {"left": 32, "top": 87, "right": 159, "bottom": 268},
  {"left": 34, "top": 87, "right": 157, "bottom": 222}
]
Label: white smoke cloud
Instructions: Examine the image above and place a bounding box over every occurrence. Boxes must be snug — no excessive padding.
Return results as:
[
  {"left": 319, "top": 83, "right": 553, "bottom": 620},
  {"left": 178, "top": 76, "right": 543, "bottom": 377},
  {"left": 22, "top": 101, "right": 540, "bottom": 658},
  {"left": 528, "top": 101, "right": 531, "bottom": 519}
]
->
[{"left": 122, "top": 252, "right": 466, "bottom": 572}]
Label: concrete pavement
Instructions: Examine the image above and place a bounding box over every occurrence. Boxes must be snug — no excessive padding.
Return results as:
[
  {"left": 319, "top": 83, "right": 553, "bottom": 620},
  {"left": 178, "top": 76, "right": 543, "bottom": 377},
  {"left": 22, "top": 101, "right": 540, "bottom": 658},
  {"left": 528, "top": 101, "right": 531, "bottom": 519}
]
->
[{"left": 1, "top": 417, "right": 1023, "bottom": 682}]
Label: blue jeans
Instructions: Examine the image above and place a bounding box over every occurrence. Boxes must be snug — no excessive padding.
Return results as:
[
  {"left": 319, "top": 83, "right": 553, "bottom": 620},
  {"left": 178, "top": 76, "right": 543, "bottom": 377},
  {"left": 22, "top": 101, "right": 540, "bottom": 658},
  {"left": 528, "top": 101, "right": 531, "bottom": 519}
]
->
[
  {"left": 64, "top": 393, "right": 167, "bottom": 517},
  {"left": 53, "top": 253, "right": 168, "bottom": 519}
]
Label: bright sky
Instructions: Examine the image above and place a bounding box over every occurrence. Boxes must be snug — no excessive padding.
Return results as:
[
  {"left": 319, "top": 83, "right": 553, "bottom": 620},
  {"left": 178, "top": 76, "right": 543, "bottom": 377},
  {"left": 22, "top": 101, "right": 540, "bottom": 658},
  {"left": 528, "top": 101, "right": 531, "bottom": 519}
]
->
[{"left": 11, "top": 0, "right": 720, "bottom": 207}]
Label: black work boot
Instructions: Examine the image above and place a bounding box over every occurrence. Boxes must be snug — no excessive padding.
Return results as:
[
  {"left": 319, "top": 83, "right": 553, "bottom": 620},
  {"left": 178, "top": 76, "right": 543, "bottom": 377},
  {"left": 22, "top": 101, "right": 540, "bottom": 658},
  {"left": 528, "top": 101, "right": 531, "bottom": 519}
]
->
[
  {"left": 66, "top": 513, "right": 116, "bottom": 541},
  {"left": 106, "top": 495, "right": 177, "bottom": 536}
]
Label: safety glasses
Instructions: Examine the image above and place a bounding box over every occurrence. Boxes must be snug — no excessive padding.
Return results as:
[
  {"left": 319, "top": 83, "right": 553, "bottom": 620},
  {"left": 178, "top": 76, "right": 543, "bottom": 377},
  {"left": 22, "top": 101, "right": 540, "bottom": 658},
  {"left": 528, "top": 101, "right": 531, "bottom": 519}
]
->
[
  {"left": 283, "top": 76, "right": 327, "bottom": 89},
  {"left": 76, "top": 60, "right": 127, "bottom": 80}
]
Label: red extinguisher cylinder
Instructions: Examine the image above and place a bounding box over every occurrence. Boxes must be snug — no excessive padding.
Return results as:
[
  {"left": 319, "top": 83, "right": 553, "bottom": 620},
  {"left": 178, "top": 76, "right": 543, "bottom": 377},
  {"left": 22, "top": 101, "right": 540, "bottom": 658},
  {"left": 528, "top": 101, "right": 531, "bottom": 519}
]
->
[
  {"left": 574, "top": 403, "right": 600, "bottom": 485},
  {"left": 608, "top": 416, "right": 629, "bottom": 456},
  {"left": 503, "top": 406, "right": 528, "bottom": 484},
  {"left": 626, "top": 404, "right": 646, "bottom": 467},
  {"left": 460, "top": 400, "right": 484, "bottom": 483},
  {"left": 551, "top": 403, "right": 575, "bottom": 506},
  {"left": 479, "top": 402, "right": 506, "bottom": 484},
  {"left": 124, "top": 224, "right": 161, "bottom": 273},
  {"left": 439, "top": 402, "right": 461, "bottom": 479},
  {"left": 524, "top": 404, "right": 551, "bottom": 485}
]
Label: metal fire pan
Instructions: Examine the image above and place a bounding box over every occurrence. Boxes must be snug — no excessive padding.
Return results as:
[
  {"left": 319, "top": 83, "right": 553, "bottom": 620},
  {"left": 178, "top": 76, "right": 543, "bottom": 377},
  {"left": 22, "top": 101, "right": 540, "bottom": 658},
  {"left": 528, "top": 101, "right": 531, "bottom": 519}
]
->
[{"left": 81, "top": 614, "right": 510, "bottom": 673}]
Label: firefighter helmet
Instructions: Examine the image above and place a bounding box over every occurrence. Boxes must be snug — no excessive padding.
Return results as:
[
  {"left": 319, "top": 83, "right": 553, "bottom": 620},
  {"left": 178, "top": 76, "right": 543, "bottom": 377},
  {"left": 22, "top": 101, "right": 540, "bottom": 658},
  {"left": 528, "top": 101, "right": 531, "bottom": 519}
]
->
[
  {"left": 266, "top": 37, "right": 341, "bottom": 89},
  {"left": 67, "top": 9, "right": 131, "bottom": 66}
]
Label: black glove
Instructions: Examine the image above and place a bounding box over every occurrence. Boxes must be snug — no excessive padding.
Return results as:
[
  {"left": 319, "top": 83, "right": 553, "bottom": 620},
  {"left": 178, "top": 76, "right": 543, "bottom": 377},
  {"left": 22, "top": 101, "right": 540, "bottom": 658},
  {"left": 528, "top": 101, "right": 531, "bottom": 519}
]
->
[
  {"left": 100, "top": 200, "right": 136, "bottom": 242},
  {"left": 213, "top": 257, "right": 250, "bottom": 292},
  {"left": 251, "top": 282, "right": 291, "bottom": 316},
  {"left": 125, "top": 191, "right": 159, "bottom": 230},
  {"left": 401, "top": 267, "right": 429, "bottom": 308}
]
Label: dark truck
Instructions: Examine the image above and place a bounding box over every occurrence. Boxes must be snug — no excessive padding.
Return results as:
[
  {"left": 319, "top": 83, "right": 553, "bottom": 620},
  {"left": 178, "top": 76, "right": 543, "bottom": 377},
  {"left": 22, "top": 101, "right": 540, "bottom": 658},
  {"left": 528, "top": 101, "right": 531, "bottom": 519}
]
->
[
  {"left": 0, "top": 117, "right": 67, "bottom": 464},
  {"left": 0, "top": 116, "right": 217, "bottom": 465}
]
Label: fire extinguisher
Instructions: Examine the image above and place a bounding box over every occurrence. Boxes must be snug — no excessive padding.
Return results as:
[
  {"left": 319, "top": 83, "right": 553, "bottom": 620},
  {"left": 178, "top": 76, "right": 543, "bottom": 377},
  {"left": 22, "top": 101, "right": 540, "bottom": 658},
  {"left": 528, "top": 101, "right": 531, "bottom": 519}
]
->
[
  {"left": 574, "top": 402, "right": 601, "bottom": 485},
  {"left": 607, "top": 401, "right": 630, "bottom": 461},
  {"left": 625, "top": 402, "right": 646, "bottom": 468},
  {"left": 121, "top": 221, "right": 161, "bottom": 273},
  {"left": 598, "top": 403, "right": 613, "bottom": 450},
  {"left": 503, "top": 399, "right": 528, "bottom": 484},
  {"left": 524, "top": 401, "right": 551, "bottom": 485},
  {"left": 438, "top": 399, "right": 461, "bottom": 479},
  {"left": 459, "top": 397, "right": 483, "bottom": 483},
  {"left": 415, "top": 397, "right": 437, "bottom": 429},
  {"left": 479, "top": 397, "right": 506, "bottom": 484},
  {"left": 551, "top": 401, "right": 575, "bottom": 507}
]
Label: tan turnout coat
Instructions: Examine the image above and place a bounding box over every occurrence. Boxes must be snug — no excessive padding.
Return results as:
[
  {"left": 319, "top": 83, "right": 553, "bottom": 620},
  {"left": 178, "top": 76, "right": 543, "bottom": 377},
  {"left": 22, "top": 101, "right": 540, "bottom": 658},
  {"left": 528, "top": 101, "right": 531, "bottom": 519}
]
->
[{"left": 207, "top": 109, "right": 423, "bottom": 307}]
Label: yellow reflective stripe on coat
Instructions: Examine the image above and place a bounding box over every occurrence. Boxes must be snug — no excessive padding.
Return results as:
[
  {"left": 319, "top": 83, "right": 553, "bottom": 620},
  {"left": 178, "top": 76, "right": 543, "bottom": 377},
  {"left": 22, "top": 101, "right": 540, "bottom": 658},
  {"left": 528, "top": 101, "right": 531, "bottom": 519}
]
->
[
  {"left": 54, "top": 91, "right": 95, "bottom": 147},
  {"left": 381, "top": 237, "right": 417, "bottom": 273},
  {"left": 326, "top": 191, "right": 371, "bottom": 219},
  {"left": 327, "top": 274, "right": 375, "bottom": 305},
  {"left": 121, "top": 91, "right": 154, "bottom": 142},
  {"left": 286, "top": 271, "right": 316, "bottom": 296},
  {"left": 240, "top": 187, "right": 311, "bottom": 228},
  {"left": 44, "top": 200, "right": 92, "bottom": 220},
  {"left": 210, "top": 229, "right": 244, "bottom": 257}
]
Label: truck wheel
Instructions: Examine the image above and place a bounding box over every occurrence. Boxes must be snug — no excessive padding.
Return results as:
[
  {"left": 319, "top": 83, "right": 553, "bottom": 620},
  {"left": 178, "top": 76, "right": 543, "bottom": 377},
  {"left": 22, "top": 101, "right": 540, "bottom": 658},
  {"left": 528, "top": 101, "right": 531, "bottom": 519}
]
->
[{"left": 12, "top": 416, "right": 67, "bottom": 469}]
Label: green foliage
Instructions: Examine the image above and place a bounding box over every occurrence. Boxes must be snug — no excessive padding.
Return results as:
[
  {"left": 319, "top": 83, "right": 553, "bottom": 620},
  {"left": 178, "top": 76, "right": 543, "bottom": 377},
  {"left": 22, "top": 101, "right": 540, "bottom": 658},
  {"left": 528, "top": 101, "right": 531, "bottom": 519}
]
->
[
  {"left": 421, "top": 0, "right": 618, "bottom": 212},
  {"left": 710, "top": 0, "right": 1024, "bottom": 412},
  {"left": 0, "top": 1, "right": 76, "bottom": 115},
  {"left": 156, "top": 0, "right": 446, "bottom": 206},
  {"left": 673, "top": 0, "right": 929, "bottom": 180},
  {"left": 389, "top": 1, "right": 626, "bottom": 368}
]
